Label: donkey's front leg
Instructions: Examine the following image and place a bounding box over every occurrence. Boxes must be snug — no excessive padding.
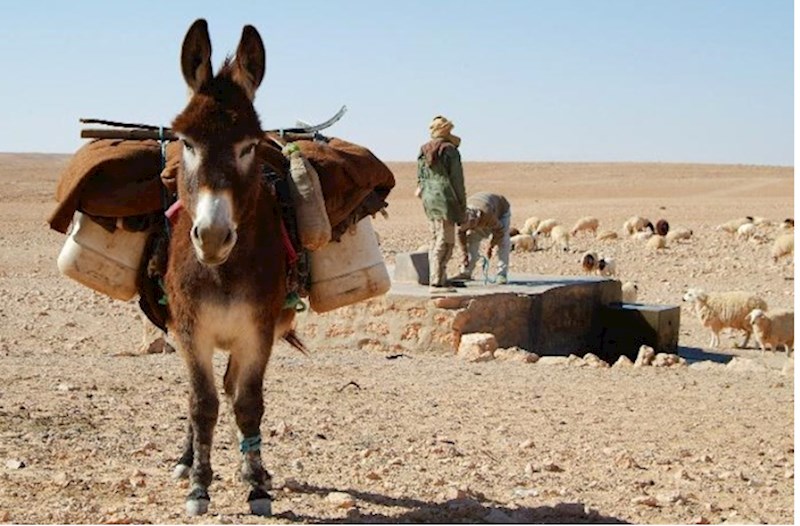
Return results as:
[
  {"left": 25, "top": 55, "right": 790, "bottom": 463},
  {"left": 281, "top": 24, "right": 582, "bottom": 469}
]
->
[
  {"left": 225, "top": 346, "right": 272, "bottom": 516},
  {"left": 182, "top": 348, "right": 219, "bottom": 516},
  {"left": 172, "top": 421, "right": 194, "bottom": 480}
]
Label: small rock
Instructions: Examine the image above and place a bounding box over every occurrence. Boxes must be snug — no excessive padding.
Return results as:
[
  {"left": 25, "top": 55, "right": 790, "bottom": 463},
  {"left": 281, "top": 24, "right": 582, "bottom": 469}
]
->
[
  {"left": 388, "top": 457, "right": 403, "bottom": 466},
  {"left": 689, "top": 360, "right": 725, "bottom": 371},
  {"left": 494, "top": 347, "right": 539, "bottom": 363},
  {"left": 56, "top": 383, "right": 79, "bottom": 392},
  {"left": 325, "top": 491, "right": 356, "bottom": 509},
  {"left": 634, "top": 346, "right": 655, "bottom": 367},
  {"left": 0, "top": 510, "right": 9, "bottom": 522},
  {"left": 524, "top": 462, "right": 536, "bottom": 476},
  {"left": 542, "top": 462, "right": 563, "bottom": 473},
  {"left": 726, "top": 357, "right": 768, "bottom": 373},
  {"left": 691, "top": 516, "right": 710, "bottom": 524},
  {"left": 458, "top": 333, "right": 498, "bottom": 362},
  {"left": 291, "top": 459, "right": 304, "bottom": 471},
  {"left": 512, "top": 488, "right": 539, "bottom": 499},
  {"left": 537, "top": 356, "right": 569, "bottom": 366},
  {"left": 615, "top": 452, "right": 643, "bottom": 469},
  {"left": 365, "top": 471, "right": 381, "bottom": 480},
  {"left": 613, "top": 355, "right": 634, "bottom": 368},
  {"left": 518, "top": 439, "right": 535, "bottom": 450},
  {"left": 652, "top": 353, "right": 680, "bottom": 367},
  {"left": 784, "top": 470, "right": 794, "bottom": 479},
  {"left": 5, "top": 459, "right": 25, "bottom": 470},
  {"left": 567, "top": 354, "right": 587, "bottom": 367},
  {"left": 632, "top": 495, "right": 659, "bottom": 507}
]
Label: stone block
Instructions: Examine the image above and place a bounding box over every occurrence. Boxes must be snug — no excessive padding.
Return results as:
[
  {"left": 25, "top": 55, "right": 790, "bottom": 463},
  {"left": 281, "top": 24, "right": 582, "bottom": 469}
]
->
[{"left": 393, "top": 251, "right": 429, "bottom": 285}]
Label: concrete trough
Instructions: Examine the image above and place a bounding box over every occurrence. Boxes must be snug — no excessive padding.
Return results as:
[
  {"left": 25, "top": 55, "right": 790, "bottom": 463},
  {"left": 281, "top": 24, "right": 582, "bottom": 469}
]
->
[{"left": 294, "top": 270, "right": 656, "bottom": 357}]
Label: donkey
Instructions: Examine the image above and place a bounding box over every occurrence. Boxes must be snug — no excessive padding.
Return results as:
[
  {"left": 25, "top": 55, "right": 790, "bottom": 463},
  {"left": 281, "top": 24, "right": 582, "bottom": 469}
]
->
[{"left": 165, "top": 19, "right": 297, "bottom": 516}]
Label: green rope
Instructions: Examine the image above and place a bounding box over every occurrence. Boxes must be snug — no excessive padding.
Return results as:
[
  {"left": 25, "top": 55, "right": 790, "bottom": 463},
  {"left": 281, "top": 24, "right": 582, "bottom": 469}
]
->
[
  {"left": 283, "top": 291, "right": 307, "bottom": 312},
  {"left": 478, "top": 255, "right": 496, "bottom": 285},
  {"left": 240, "top": 435, "right": 262, "bottom": 453}
]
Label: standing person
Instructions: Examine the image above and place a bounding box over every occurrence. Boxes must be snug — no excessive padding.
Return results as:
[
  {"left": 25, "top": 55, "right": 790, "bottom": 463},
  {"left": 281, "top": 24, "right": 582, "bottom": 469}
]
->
[
  {"left": 455, "top": 192, "right": 512, "bottom": 284},
  {"left": 416, "top": 115, "right": 467, "bottom": 291}
]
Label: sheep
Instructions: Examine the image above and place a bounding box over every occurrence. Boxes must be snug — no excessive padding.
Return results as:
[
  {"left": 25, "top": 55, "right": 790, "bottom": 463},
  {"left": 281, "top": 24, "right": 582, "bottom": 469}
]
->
[
  {"left": 580, "top": 251, "right": 598, "bottom": 273},
  {"left": 596, "top": 230, "right": 619, "bottom": 241},
  {"left": 716, "top": 216, "right": 753, "bottom": 234},
  {"left": 682, "top": 288, "right": 768, "bottom": 348},
  {"left": 570, "top": 216, "right": 599, "bottom": 236},
  {"left": 520, "top": 216, "right": 541, "bottom": 235},
  {"left": 631, "top": 230, "right": 654, "bottom": 242},
  {"left": 535, "top": 218, "right": 559, "bottom": 236},
  {"left": 665, "top": 227, "right": 693, "bottom": 243},
  {"left": 508, "top": 227, "right": 520, "bottom": 237},
  {"left": 655, "top": 219, "right": 670, "bottom": 236},
  {"left": 736, "top": 222, "right": 756, "bottom": 240},
  {"left": 646, "top": 235, "right": 666, "bottom": 250},
  {"left": 623, "top": 216, "right": 651, "bottom": 235},
  {"left": 779, "top": 218, "right": 794, "bottom": 230},
  {"left": 772, "top": 234, "right": 794, "bottom": 263},
  {"left": 597, "top": 257, "right": 616, "bottom": 277},
  {"left": 621, "top": 281, "right": 639, "bottom": 303},
  {"left": 751, "top": 216, "right": 771, "bottom": 226},
  {"left": 549, "top": 225, "right": 570, "bottom": 251},
  {"left": 510, "top": 233, "right": 537, "bottom": 252},
  {"left": 746, "top": 308, "right": 794, "bottom": 355}
]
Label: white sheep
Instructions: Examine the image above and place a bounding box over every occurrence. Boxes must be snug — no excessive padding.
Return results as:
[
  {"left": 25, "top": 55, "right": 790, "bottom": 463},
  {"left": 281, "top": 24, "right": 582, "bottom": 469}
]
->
[
  {"left": 596, "top": 230, "right": 618, "bottom": 241},
  {"left": 510, "top": 233, "right": 537, "bottom": 252},
  {"left": 736, "top": 222, "right": 756, "bottom": 240},
  {"left": 665, "top": 227, "right": 693, "bottom": 243},
  {"left": 752, "top": 216, "right": 771, "bottom": 226},
  {"left": 535, "top": 218, "right": 559, "bottom": 236},
  {"left": 520, "top": 216, "right": 541, "bottom": 235},
  {"left": 580, "top": 251, "right": 598, "bottom": 273},
  {"left": 549, "top": 225, "right": 570, "bottom": 251},
  {"left": 772, "top": 234, "right": 794, "bottom": 263},
  {"left": 631, "top": 230, "right": 654, "bottom": 242},
  {"left": 716, "top": 216, "right": 753, "bottom": 234},
  {"left": 746, "top": 308, "right": 794, "bottom": 355},
  {"left": 623, "top": 216, "right": 652, "bottom": 236},
  {"left": 597, "top": 257, "right": 616, "bottom": 277},
  {"left": 682, "top": 288, "right": 768, "bottom": 348},
  {"left": 621, "top": 281, "right": 638, "bottom": 303},
  {"left": 779, "top": 218, "right": 794, "bottom": 230},
  {"left": 646, "top": 235, "right": 666, "bottom": 250},
  {"left": 570, "top": 216, "right": 599, "bottom": 236}
]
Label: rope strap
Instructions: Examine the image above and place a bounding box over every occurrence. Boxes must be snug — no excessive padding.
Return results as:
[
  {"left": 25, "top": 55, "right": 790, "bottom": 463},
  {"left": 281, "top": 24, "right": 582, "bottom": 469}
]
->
[{"left": 240, "top": 435, "right": 262, "bottom": 453}]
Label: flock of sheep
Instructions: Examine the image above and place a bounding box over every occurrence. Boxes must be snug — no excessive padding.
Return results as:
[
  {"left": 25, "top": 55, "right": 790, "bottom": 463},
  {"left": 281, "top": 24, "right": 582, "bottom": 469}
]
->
[{"left": 508, "top": 214, "right": 795, "bottom": 355}]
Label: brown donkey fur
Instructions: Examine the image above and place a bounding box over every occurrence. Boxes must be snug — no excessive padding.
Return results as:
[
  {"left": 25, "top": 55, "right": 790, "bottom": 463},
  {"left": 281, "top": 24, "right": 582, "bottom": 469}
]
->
[{"left": 165, "top": 19, "right": 295, "bottom": 517}]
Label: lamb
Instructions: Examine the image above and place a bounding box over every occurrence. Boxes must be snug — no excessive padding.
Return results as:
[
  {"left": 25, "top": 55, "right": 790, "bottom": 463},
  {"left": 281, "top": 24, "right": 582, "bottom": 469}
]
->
[
  {"left": 772, "top": 234, "right": 794, "bottom": 262},
  {"left": 580, "top": 251, "right": 598, "bottom": 273},
  {"left": 520, "top": 216, "right": 541, "bottom": 235},
  {"left": 535, "top": 218, "right": 559, "bottom": 236},
  {"left": 736, "top": 222, "right": 756, "bottom": 240},
  {"left": 716, "top": 216, "right": 753, "bottom": 234},
  {"left": 746, "top": 309, "right": 794, "bottom": 355},
  {"left": 621, "top": 281, "right": 638, "bottom": 303},
  {"left": 682, "top": 288, "right": 768, "bottom": 348},
  {"left": 646, "top": 235, "right": 666, "bottom": 250},
  {"left": 596, "top": 230, "right": 619, "bottom": 241},
  {"left": 549, "top": 224, "right": 570, "bottom": 251},
  {"left": 570, "top": 216, "right": 599, "bottom": 236},
  {"left": 623, "top": 216, "right": 651, "bottom": 235},
  {"left": 665, "top": 227, "right": 693, "bottom": 242},
  {"left": 779, "top": 218, "right": 794, "bottom": 230},
  {"left": 510, "top": 233, "right": 537, "bottom": 252},
  {"left": 631, "top": 230, "right": 654, "bottom": 242},
  {"left": 655, "top": 219, "right": 670, "bottom": 236},
  {"left": 597, "top": 257, "right": 616, "bottom": 277}
]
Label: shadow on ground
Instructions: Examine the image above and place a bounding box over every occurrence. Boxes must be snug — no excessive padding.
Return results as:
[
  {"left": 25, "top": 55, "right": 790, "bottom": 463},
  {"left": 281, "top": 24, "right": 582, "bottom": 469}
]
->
[
  {"left": 272, "top": 482, "right": 629, "bottom": 524},
  {"left": 678, "top": 345, "right": 734, "bottom": 364}
]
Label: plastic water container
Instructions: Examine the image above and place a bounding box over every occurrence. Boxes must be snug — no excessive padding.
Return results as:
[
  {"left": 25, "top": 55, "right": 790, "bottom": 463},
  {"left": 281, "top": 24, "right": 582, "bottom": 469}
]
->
[
  {"left": 57, "top": 212, "right": 148, "bottom": 301},
  {"left": 309, "top": 217, "right": 391, "bottom": 313}
]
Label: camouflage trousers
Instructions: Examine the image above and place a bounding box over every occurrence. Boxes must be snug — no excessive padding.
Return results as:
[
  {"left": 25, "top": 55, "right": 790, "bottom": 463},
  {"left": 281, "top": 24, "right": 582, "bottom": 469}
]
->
[{"left": 428, "top": 219, "right": 455, "bottom": 287}]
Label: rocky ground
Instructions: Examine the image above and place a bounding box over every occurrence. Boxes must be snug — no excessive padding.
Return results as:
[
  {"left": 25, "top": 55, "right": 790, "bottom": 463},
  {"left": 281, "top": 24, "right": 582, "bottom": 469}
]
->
[{"left": 0, "top": 154, "right": 794, "bottom": 524}]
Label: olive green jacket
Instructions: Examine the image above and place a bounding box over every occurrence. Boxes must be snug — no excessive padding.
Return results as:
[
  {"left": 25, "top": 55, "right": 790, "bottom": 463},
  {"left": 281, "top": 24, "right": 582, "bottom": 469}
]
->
[{"left": 416, "top": 140, "right": 466, "bottom": 223}]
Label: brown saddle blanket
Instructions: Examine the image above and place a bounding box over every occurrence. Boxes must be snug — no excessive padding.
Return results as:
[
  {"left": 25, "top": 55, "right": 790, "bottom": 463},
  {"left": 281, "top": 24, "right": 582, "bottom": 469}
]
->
[{"left": 48, "top": 134, "right": 395, "bottom": 240}]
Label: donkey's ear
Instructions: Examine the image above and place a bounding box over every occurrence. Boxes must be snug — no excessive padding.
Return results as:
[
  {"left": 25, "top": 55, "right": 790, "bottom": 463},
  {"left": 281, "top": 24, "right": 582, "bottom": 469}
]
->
[
  {"left": 232, "top": 25, "right": 266, "bottom": 100},
  {"left": 180, "top": 19, "right": 213, "bottom": 94}
]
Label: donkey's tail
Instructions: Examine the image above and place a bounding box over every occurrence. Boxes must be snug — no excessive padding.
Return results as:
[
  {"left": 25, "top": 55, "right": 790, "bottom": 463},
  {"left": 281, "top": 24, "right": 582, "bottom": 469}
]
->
[{"left": 282, "top": 329, "right": 309, "bottom": 356}]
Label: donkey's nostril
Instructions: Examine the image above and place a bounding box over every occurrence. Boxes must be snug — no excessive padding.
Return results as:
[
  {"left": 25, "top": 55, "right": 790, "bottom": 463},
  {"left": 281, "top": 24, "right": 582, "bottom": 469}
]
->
[{"left": 224, "top": 230, "right": 234, "bottom": 245}]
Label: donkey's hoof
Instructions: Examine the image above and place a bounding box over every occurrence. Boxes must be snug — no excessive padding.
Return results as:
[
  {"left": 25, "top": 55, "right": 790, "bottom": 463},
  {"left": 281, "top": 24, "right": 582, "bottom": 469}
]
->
[
  {"left": 186, "top": 498, "right": 209, "bottom": 516},
  {"left": 186, "top": 488, "right": 210, "bottom": 516},
  {"left": 172, "top": 463, "right": 191, "bottom": 480},
  {"left": 248, "top": 488, "right": 272, "bottom": 516}
]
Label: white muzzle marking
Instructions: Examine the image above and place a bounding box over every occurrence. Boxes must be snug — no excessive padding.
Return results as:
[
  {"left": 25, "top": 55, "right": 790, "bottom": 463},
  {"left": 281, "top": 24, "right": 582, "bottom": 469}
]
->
[{"left": 191, "top": 189, "right": 238, "bottom": 265}]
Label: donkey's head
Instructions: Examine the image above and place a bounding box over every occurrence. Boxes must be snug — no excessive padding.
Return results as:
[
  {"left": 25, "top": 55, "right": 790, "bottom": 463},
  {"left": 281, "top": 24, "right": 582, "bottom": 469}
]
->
[{"left": 171, "top": 19, "right": 266, "bottom": 266}]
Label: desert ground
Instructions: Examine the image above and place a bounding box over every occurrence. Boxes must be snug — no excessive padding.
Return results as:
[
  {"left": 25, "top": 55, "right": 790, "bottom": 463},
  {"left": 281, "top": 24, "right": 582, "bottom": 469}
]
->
[{"left": 0, "top": 153, "right": 794, "bottom": 524}]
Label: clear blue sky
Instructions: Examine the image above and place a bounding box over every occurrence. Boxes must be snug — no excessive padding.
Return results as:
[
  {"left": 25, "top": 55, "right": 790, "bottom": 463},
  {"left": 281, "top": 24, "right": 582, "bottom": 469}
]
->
[{"left": 0, "top": 0, "right": 793, "bottom": 165}]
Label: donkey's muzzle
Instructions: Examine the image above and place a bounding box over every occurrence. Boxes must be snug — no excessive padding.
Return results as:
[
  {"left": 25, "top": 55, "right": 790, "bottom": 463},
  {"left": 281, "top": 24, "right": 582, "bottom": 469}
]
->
[{"left": 191, "top": 223, "right": 237, "bottom": 266}]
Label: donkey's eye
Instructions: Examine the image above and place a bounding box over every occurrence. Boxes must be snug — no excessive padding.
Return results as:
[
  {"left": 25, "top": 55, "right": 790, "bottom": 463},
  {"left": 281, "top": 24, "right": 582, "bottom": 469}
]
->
[
  {"left": 239, "top": 143, "right": 256, "bottom": 158},
  {"left": 182, "top": 140, "right": 195, "bottom": 153}
]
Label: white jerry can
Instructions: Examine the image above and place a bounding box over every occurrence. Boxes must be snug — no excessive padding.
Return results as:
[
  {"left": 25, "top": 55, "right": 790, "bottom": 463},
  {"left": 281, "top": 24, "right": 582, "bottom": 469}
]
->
[
  {"left": 308, "top": 217, "right": 391, "bottom": 313},
  {"left": 57, "top": 212, "right": 148, "bottom": 301}
]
